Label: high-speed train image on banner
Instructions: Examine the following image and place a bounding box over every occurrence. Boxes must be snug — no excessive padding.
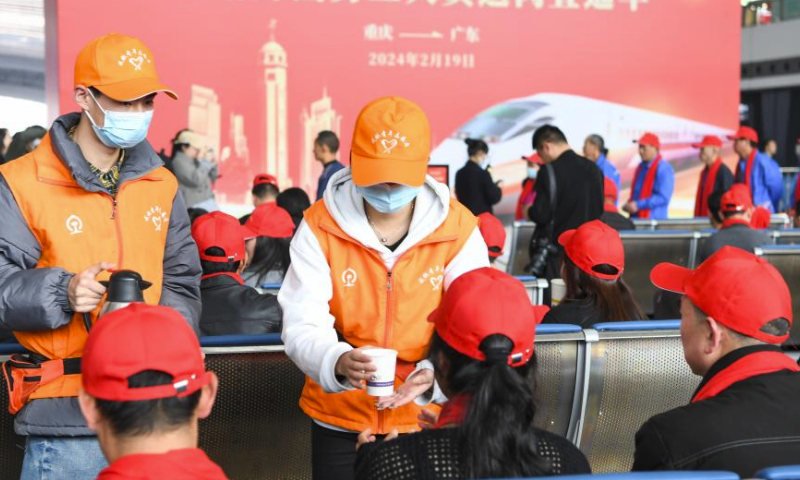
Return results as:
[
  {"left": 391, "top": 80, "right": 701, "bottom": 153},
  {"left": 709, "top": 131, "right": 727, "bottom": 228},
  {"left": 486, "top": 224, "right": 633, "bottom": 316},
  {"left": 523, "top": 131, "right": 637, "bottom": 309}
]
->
[{"left": 431, "top": 93, "right": 733, "bottom": 216}]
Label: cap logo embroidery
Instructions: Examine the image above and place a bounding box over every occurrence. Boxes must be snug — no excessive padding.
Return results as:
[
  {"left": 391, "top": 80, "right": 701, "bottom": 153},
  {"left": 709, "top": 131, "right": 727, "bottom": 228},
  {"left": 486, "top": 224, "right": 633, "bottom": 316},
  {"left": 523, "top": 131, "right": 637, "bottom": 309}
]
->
[
  {"left": 66, "top": 214, "right": 83, "bottom": 235},
  {"left": 118, "top": 48, "right": 151, "bottom": 71},
  {"left": 144, "top": 206, "right": 169, "bottom": 232},
  {"left": 342, "top": 268, "right": 358, "bottom": 288},
  {"left": 372, "top": 130, "right": 411, "bottom": 155}
]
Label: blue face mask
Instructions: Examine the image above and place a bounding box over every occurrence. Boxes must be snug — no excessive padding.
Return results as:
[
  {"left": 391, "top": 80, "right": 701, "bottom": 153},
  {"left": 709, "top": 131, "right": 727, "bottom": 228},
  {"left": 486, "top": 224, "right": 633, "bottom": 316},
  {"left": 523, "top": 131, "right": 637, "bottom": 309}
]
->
[
  {"left": 528, "top": 167, "right": 538, "bottom": 179},
  {"left": 85, "top": 89, "right": 153, "bottom": 149},
  {"left": 357, "top": 184, "right": 421, "bottom": 214}
]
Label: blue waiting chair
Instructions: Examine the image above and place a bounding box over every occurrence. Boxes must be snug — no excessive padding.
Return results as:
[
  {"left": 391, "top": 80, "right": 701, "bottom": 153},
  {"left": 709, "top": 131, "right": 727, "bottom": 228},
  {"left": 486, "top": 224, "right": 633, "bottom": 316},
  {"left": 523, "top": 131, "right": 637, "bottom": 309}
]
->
[
  {"left": 528, "top": 471, "right": 739, "bottom": 480},
  {"left": 755, "top": 466, "right": 800, "bottom": 480}
]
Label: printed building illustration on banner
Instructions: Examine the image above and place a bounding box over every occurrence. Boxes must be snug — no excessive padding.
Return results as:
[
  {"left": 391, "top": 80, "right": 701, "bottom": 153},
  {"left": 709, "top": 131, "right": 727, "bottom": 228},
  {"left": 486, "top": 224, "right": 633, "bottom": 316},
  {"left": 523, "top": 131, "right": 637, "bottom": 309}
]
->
[
  {"left": 261, "top": 24, "right": 290, "bottom": 189},
  {"left": 300, "top": 88, "right": 342, "bottom": 197},
  {"left": 188, "top": 85, "right": 222, "bottom": 158}
]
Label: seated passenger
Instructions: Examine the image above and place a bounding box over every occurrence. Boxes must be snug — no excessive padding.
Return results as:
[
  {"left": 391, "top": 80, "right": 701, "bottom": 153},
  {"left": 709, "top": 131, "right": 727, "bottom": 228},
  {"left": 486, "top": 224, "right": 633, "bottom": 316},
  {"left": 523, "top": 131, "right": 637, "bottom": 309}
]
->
[
  {"left": 277, "top": 187, "right": 312, "bottom": 230},
  {"left": 697, "top": 184, "right": 770, "bottom": 263},
  {"left": 193, "top": 211, "right": 281, "bottom": 335},
  {"left": 600, "top": 177, "right": 635, "bottom": 231},
  {"left": 634, "top": 247, "right": 800, "bottom": 475},
  {"left": 242, "top": 202, "right": 295, "bottom": 287},
  {"left": 542, "top": 220, "right": 645, "bottom": 326},
  {"left": 355, "top": 268, "right": 590, "bottom": 480},
  {"left": 78, "top": 304, "right": 227, "bottom": 480}
]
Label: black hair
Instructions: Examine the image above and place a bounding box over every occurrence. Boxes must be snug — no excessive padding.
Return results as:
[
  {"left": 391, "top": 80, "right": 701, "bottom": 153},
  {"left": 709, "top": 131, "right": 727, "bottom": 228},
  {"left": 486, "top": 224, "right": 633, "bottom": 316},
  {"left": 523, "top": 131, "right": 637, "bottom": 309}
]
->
[
  {"left": 429, "top": 333, "right": 549, "bottom": 478},
  {"left": 4, "top": 125, "right": 47, "bottom": 161},
  {"left": 277, "top": 187, "right": 312, "bottom": 228},
  {"left": 94, "top": 370, "right": 202, "bottom": 437},
  {"left": 252, "top": 182, "right": 280, "bottom": 200},
  {"left": 246, "top": 236, "right": 291, "bottom": 284},
  {"left": 315, "top": 131, "right": 340, "bottom": 154},
  {"left": 187, "top": 208, "right": 209, "bottom": 225},
  {"left": 707, "top": 190, "right": 724, "bottom": 225},
  {"left": 199, "top": 247, "right": 240, "bottom": 275},
  {"left": 531, "top": 125, "right": 567, "bottom": 150},
  {"left": 587, "top": 134, "right": 609, "bottom": 156},
  {"left": 562, "top": 254, "right": 646, "bottom": 322},
  {"left": 464, "top": 138, "right": 489, "bottom": 158}
]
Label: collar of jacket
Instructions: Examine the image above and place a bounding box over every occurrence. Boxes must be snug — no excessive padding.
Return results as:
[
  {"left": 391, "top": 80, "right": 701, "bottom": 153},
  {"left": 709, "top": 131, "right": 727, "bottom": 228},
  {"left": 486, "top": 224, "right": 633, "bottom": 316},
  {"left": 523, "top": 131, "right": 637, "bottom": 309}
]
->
[
  {"left": 42, "top": 113, "right": 165, "bottom": 192},
  {"left": 201, "top": 272, "right": 246, "bottom": 286},
  {"left": 691, "top": 344, "right": 782, "bottom": 400}
]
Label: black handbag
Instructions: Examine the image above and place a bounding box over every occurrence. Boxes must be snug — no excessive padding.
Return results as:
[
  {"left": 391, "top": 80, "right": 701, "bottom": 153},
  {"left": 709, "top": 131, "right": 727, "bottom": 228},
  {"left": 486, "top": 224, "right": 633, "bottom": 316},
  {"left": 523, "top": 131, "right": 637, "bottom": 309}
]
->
[{"left": 526, "top": 162, "right": 559, "bottom": 277}]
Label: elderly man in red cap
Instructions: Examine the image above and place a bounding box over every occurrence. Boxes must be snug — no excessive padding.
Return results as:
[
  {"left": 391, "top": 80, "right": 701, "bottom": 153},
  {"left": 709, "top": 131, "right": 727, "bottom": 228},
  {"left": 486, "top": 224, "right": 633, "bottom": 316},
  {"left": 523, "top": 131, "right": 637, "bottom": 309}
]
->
[
  {"left": 692, "top": 135, "right": 733, "bottom": 218},
  {"left": 697, "top": 185, "right": 770, "bottom": 263},
  {"left": 78, "top": 304, "right": 226, "bottom": 480},
  {"left": 633, "top": 246, "right": 800, "bottom": 475},
  {"left": 623, "top": 133, "right": 675, "bottom": 220},
  {"left": 730, "top": 126, "right": 783, "bottom": 212}
]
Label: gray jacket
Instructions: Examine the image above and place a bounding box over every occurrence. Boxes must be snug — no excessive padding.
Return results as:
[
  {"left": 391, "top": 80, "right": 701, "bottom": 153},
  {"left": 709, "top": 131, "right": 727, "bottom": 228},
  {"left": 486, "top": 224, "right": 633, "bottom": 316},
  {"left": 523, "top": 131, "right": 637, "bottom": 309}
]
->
[
  {"left": 698, "top": 222, "right": 771, "bottom": 264},
  {"left": 0, "top": 113, "right": 202, "bottom": 436},
  {"left": 172, "top": 150, "right": 217, "bottom": 208}
]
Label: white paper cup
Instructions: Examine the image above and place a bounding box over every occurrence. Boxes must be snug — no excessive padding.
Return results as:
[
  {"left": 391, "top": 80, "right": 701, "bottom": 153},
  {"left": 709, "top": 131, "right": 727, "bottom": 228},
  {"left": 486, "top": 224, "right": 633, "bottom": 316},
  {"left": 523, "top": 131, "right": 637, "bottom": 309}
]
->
[
  {"left": 363, "top": 348, "right": 398, "bottom": 397},
  {"left": 550, "top": 279, "right": 567, "bottom": 306}
]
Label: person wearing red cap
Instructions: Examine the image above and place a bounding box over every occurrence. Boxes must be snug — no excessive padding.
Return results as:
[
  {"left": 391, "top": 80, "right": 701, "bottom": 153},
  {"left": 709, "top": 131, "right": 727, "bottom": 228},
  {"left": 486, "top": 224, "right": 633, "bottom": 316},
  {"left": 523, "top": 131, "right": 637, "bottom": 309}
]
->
[
  {"left": 0, "top": 34, "right": 201, "bottom": 480},
  {"left": 623, "top": 133, "right": 675, "bottom": 220},
  {"left": 77, "top": 304, "right": 226, "bottom": 480},
  {"left": 477, "top": 213, "right": 506, "bottom": 264},
  {"left": 192, "top": 212, "right": 281, "bottom": 336},
  {"left": 354, "top": 268, "right": 589, "bottom": 480},
  {"left": 542, "top": 220, "right": 644, "bottom": 326},
  {"left": 600, "top": 177, "right": 635, "bottom": 232},
  {"left": 242, "top": 202, "right": 295, "bottom": 287},
  {"left": 279, "top": 97, "right": 488, "bottom": 480},
  {"left": 514, "top": 153, "right": 541, "bottom": 221},
  {"left": 697, "top": 185, "right": 769, "bottom": 263},
  {"left": 729, "top": 125, "right": 783, "bottom": 213},
  {"left": 239, "top": 173, "right": 280, "bottom": 225},
  {"left": 692, "top": 135, "right": 733, "bottom": 218},
  {"left": 634, "top": 247, "right": 800, "bottom": 475}
]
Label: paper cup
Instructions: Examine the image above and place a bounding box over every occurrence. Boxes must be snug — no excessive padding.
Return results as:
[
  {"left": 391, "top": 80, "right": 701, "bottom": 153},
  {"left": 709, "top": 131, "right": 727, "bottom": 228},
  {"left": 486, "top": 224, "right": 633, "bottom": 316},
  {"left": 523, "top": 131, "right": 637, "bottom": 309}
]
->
[
  {"left": 363, "top": 348, "right": 398, "bottom": 397},
  {"left": 550, "top": 279, "right": 566, "bottom": 306}
]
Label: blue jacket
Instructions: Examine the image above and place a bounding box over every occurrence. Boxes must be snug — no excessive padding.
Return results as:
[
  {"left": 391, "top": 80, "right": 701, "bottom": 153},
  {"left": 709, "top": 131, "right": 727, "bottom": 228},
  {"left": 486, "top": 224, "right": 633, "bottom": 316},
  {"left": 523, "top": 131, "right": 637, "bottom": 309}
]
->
[
  {"left": 316, "top": 160, "right": 345, "bottom": 201},
  {"left": 736, "top": 151, "right": 783, "bottom": 212},
  {"left": 631, "top": 157, "right": 675, "bottom": 220},
  {"left": 596, "top": 154, "right": 620, "bottom": 189}
]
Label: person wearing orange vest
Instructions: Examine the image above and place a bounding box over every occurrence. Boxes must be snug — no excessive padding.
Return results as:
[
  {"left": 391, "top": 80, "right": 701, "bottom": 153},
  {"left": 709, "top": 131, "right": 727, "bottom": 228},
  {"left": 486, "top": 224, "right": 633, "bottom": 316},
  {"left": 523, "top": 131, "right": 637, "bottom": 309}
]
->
[
  {"left": 278, "top": 97, "right": 488, "bottom": 480},
  {"left": 0, "top": 34, "right": 201, "bottom": 480},
  {"left": 692, "top": 135, "right": 733, "bottom": 218},
  {"left": 623, "top": 132, "right": 675, "bottom": 220}
]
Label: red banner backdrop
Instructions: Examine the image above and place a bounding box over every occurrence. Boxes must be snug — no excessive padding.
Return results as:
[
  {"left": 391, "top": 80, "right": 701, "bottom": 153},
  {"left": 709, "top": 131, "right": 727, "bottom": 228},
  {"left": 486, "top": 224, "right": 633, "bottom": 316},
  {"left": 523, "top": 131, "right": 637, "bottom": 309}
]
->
[{"left": 52, "top": 0, "right": 740, "bottom": 214}]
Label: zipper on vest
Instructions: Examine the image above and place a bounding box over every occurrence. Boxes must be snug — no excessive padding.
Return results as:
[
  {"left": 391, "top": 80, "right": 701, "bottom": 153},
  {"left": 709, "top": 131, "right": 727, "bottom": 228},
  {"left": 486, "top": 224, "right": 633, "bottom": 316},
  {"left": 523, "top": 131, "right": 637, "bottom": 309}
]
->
[
  {"left": 106, "top": 190, "right": 125, "bottom": 268},
  {"left": 379, "top": 270, "right": 394, "bottom": 434},
  {"left": 111, "top": 199, "right": 117, "bottom": 219}
]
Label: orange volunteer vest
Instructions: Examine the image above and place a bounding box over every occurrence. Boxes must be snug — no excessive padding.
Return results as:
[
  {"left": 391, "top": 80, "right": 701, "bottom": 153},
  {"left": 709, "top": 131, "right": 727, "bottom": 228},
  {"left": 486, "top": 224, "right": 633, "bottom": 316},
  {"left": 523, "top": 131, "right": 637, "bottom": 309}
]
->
[
  {"left": 300, "top": 198, "right": 478, "bottom": 434},
  {"left": 0, "top": 133, "right": 176, "bottom": 400}
]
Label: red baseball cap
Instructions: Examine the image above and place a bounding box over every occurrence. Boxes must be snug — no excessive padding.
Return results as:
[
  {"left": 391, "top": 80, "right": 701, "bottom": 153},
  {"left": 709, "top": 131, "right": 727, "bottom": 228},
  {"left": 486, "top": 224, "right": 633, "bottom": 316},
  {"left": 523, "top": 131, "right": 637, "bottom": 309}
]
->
[
  {"left": 692, "top": 135, "right": 723, "bottom": 149},
  {"left": 720, "top": 184, "right": 753, "bottom": 213},
  {"left": 245, "top": 202, "right": 295, "bottom": 238},
  {"left": 82, "top": 304, "right": 211, "bottom": 401},
  {"left": 477, "top": 213, "right": 506, "bottom": 259},
  {"left": 636, "top": 132, "right": 661, "bottom": 149},
  {"left": 192, "top": 211, "right": 252, "bottom": 263},
  {"left": 253, "top": 173, "right": 278, "bottom": 188},
  {"left": 523, "top": 153, "right": 544, "bottom": 165},
  {"left": 559, "top": 220, "right": 624, "bottom": 281},
  {"left": 428, "top": 268, "right": 548, "bottom": 367},
  {"left": 604, "top": 177, "right": 618, "bottom": 203},
  {"left": 727, "top": 126, "right": 759, "bottom": 143},
  {"left": 751, "top": 206, "right": 771, "bottom": 229},
  {"left": 650, "top": 246, "right": 792, "bottom": 344}
]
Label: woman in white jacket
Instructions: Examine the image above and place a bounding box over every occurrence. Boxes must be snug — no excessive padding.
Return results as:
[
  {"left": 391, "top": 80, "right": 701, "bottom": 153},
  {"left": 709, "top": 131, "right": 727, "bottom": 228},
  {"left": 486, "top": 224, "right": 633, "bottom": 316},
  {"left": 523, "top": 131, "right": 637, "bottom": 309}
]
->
[{"left": 278, "top": 97, "right": 489, "bottom": 480}]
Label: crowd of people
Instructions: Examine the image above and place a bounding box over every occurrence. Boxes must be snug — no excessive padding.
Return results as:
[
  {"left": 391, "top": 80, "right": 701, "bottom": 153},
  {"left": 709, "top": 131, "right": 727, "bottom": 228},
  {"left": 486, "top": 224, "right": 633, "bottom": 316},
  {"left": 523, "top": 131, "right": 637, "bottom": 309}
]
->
[{"left": 0, "top": 32, "right": 799, "bottom": 480}]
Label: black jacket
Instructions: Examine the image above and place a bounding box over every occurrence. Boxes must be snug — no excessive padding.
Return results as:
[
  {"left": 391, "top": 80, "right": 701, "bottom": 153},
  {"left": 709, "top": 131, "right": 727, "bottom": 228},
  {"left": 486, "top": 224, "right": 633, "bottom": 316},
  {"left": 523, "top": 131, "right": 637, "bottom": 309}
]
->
[
  {"left": 601, "top": 211, "right": 636, "bottom": 232},
  {"left": 355, "top": 426, "right": 590, "bottom": 480},
  {"left": 633, "top": 345, "right": 800, "bottom": 477},
  {"left": 529, "top": 150, "right": 604, "bottom": 241},
  {"left": 199, "top": 274, "right": 282, "bottom": 336},
  {"left": 455, "top": 161, "right": 502, "bottom": 216},
  {"left": 698, "top": 222, "right": 771, "bottom": 263}
]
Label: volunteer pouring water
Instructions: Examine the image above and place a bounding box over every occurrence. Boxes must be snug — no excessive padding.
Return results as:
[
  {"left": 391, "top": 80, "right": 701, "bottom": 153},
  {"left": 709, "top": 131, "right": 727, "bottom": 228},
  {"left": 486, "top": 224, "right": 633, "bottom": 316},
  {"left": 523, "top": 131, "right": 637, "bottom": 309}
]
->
[{"left": 279, "top": 96, "right": 489, "bottom": 480}]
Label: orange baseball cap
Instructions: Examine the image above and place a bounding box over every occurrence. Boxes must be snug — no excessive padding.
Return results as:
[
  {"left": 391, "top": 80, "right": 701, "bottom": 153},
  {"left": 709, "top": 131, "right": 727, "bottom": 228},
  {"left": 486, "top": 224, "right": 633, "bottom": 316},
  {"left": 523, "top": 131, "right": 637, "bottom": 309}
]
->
[
  {"left": 75, "top": 33, "right": 177, "bottom": 101},
  {"left": 350, "top": 97, "right": 431, "bottom": 187}
]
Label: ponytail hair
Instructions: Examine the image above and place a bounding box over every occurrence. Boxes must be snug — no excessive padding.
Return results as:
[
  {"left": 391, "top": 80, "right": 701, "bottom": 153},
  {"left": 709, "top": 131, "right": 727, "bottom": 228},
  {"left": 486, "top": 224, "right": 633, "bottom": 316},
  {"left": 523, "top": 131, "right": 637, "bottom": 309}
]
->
[
  {"left": 465, "top": 138, "right": 489, "bottom": 158},
  {"left": 429, "top": 333, "right": 549, "bottom": 479}
]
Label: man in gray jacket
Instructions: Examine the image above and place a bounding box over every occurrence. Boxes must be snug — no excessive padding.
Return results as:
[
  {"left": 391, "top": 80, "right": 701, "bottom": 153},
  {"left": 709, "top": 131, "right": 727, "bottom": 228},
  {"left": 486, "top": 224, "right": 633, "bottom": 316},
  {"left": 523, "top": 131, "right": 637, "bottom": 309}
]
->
[
  {"left": 171, "top": 129, "right": 219, "bottom": 211},
  {"left": 0, "top": 33, "right": 201, "bottom": 480},
  {"left": 698, "top": 184, "right": 770, "bottom": 263}
]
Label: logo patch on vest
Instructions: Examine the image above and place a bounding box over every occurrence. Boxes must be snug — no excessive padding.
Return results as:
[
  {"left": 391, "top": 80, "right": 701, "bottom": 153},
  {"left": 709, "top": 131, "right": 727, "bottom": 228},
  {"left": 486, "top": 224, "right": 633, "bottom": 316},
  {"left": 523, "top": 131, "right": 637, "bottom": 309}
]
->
[
  {"left": 66, "top": 215, "right": 83, "bottom": 235},
  {"left": 342, "top": 268, "right": 358, "bottom": 288},
  {"left": 144, "top": 206, "right": 169, "bottom": 232},
  {"left": 418, "top": 266, "right": 444, "bottom": 291}
]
